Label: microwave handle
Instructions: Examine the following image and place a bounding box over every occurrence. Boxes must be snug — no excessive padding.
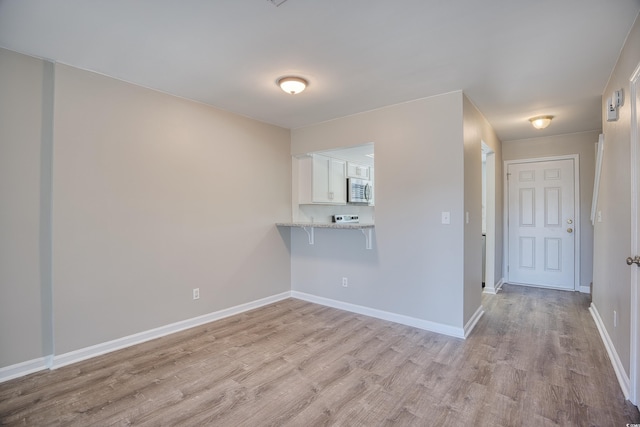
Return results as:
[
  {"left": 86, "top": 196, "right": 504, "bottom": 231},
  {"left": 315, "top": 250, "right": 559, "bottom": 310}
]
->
[{"left": 365, "top": 183, "right": 372, "bottom": 201}]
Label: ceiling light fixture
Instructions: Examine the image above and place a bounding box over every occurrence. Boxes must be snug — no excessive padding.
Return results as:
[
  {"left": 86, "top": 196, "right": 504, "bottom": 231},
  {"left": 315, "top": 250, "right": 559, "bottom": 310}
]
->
[
  {"left": 278, "top": 76, "right": 307, "bottom": 95},
  {"left": 529, "top": 115, "right": 553, "bottom": 130}
]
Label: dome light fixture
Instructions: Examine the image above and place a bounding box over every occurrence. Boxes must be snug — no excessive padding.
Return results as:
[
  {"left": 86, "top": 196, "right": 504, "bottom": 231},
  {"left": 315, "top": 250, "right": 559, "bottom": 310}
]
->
[
  {"left": 529, "top": 115, "right": 554, "bottom": 130},
  {"left": 278, "top": 76, "right": 308, "bottom": 95}
]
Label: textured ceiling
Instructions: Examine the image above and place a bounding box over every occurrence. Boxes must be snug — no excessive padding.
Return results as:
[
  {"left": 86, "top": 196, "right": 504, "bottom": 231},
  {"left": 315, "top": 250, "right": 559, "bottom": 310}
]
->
[{"left": 1, "top": 0, "right": 639, "bottom": 141}]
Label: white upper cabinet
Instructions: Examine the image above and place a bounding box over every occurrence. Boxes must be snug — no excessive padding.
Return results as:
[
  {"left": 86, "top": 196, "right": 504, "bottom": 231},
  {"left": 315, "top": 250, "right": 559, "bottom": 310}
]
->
[
  {"left": 369, "top": 166, "right": 375, "bottom": 206},
  {"left": 346, "top": 162, "right": 370, "bottom": 180},
  {"left": 298, "top": 154, "right": 346, "bottom": 205}
]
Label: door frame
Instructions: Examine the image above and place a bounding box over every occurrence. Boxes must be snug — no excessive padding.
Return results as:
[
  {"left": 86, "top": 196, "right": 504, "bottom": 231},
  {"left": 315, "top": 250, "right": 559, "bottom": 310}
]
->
[
  {"left": 629, "top": 61, "right": 640, "bottom": 405},
  {"left": 482, "top": 142, "right": 497, "bottom": 294},
  {"left": 503, "top": 155, "right": 581, "bottom": 291}
]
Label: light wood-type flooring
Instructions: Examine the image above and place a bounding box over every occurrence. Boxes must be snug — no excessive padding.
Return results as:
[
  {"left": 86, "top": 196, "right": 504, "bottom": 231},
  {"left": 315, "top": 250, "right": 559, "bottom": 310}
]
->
[{"left": 1, "top": 285, "right": 639, "bottom": 426}]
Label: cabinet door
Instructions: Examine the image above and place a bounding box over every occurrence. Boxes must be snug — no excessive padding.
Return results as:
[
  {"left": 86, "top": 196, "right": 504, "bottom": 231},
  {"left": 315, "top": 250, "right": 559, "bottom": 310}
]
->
[
  {"left": 311, "top": 154, "right": 346, "bottom": 204},
  {"left": 311, "top": 155, "right": 331, "bottom": 203},
  {"left": 369, "top": 166, "right": 375, "bottom": 206},
  {"left": 329, "top": 158, "right": 346, "bottom": 204},
  {"left": 347, "top": 162, "right": 370, "bottom": 179}
]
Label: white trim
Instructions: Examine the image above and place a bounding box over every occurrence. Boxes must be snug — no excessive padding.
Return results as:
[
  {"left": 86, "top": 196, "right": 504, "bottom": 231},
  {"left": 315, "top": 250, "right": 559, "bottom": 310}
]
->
[
  {"left": 2, "top": 289, "right": 482, "bottom": 382},
  {"left": 482, "top": 142, "right": 497, "bottom": 299},
  {"left": 507, "top": 281, "right": 577, "bottom": 293},
  {"left": 45, "top": 354, "right": 53, "bottom": 369},
  {"left": 629, "top": 60, "right": 640, "bottom": 406},
  {"left": 0, "top": 357, "right": 49, "bottom": 383},
  {"left": 590, "top": 302, "right": 631, "bottom": 399},
  {"left": 503, "top": 155, "right": 581, "bottom": 291},
  {"left": 291, "top": 291, "right": 466, "bottom": 339},
  {"left": 579, "top": 285, "right": 591, "bottom": 294},
  {"left": 591, "top": 134, "right": 604, "bottom": 225},
  {"left": 483, "top": 277, "right": 505, "bottom": 295},
  {"left": 51, "top": 292, "right": 291, "bottom": 370},
  {"left": 482, "top": 286, "right": 498, "bottom": 295},
  {"left": 464, "top": 306, "right": 485, "bottom": 338}
]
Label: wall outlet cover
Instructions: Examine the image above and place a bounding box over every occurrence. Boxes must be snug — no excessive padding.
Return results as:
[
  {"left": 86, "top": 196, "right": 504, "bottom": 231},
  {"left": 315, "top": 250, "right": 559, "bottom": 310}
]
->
[{"left": 442, "top": 211, "right": 451, "bottom": 225}]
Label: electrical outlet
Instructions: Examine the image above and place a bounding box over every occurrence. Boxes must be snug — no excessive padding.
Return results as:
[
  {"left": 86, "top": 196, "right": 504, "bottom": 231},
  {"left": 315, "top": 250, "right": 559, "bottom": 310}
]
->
[
  {"left": 193, "top": 288, "right": 200, "bottom": 300},
  {"left": 441, "top": 211, "right": 450, "bottom": 225},
  {"left": 342, "top": 277, "right": 348, "bottom": 287}
]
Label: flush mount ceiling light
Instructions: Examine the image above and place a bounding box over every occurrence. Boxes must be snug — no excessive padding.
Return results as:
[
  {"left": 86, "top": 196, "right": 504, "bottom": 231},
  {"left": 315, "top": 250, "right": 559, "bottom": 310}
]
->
[
  {"left": 529, "top": 115, "right": 554, "bottom": 130},
  {"left": 278, "top": 76, "right": 307, "bottom": 95}
]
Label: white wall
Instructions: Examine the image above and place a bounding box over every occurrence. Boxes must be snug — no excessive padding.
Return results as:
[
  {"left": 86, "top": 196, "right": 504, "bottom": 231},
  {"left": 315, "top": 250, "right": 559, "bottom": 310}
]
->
[
  {"left": 0, "top": 48, "right": 51, "bottom": 367},
  {"left": 290, "top": 93, "right": 468, "bottom": 329},
  {"left": 0, "top": 48, "right": 506, "bottom": 372},
  {"left": 503, "top": 130, "right": 599, "bottom": 291},
  {"left": 0, "top": 48, "right": 293, "bottom": 370},
  {"left": 594, "top": 14, "right": 640, "bottom": 380},
  {"left": 50, "top": 64, "right": 292, "bottom": 354},
  {"left": 462, "top": 95, "right": 503, "bottom": 323}
]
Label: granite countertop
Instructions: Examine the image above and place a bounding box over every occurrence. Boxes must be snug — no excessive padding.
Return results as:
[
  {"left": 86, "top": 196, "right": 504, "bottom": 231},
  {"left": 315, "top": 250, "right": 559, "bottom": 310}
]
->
[{"left": 276, "top": 222, "right": 374, "bottom": 229}]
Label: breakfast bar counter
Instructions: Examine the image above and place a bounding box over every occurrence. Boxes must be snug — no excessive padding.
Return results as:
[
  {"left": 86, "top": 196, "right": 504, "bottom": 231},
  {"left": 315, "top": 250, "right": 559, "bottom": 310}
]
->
[{"left": 276, "top": 222, "right": 374, "bottom": 249}]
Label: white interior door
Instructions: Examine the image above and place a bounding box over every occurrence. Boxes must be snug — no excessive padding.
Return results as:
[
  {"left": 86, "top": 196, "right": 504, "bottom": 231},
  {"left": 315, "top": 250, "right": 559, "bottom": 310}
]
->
[{"left": 507, "top": 158, "right": 576, "bottom": 289}]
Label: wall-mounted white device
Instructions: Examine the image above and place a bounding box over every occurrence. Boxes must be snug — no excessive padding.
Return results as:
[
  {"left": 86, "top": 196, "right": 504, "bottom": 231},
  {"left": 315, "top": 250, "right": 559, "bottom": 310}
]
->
[
  {"left": 613, "top": 89, "right": 624, "bottom": 108},
  {"left": 606, "top": 89, "right": 624, "bottom": 122},
  {"left": 607, "top": 97, "right": 618, "bottom": 121}
]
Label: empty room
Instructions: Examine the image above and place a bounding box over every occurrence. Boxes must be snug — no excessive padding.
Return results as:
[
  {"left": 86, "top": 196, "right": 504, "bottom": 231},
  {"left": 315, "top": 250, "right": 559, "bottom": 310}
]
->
[{"left": 2, "top": 1, "right": 640, "bottom": 425}]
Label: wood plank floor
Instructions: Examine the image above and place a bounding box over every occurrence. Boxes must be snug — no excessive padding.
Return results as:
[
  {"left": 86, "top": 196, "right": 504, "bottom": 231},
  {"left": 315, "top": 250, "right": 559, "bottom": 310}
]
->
[{"left": 1, "top": 285, "right": 639, "bottom": 426}]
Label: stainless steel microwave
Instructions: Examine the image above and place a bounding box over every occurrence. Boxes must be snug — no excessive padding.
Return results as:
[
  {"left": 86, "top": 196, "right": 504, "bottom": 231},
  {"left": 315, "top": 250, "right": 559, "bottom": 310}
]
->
[{"left": 347, "top": 178, "right": 372, "bottom": 204}]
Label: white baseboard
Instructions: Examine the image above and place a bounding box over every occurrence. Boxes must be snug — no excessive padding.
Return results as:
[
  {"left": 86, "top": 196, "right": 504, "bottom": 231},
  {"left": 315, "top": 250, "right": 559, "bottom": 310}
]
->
[
  {"left": 0, "top": 356, "right": 49, "bottom": 383},
  {"left": 503, "top": 280, "right": 590, "bottom": 294},
  {"left": 483, "top": 278, "right": 505, "bottom": 295},
  {"left": 3, "top": 290, "right": 472, "bottom": 382},
  {"left": 51, "top": 291, "right": 291, "bottom": 370},
  {"left": 589, "top": 302, "right": 630, "bottom": 399},
  {"left": 464, "top": 305, "right": 484, "bottom": 338},
  {"left": 291, "top": 291, "right": 466, "bottom": 339}
]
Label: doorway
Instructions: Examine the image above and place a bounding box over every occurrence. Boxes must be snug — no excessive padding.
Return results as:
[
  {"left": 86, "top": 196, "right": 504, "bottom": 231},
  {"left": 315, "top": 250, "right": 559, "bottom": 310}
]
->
[{"left": 505, "top": 156, "right": 580, "bottom": 290}]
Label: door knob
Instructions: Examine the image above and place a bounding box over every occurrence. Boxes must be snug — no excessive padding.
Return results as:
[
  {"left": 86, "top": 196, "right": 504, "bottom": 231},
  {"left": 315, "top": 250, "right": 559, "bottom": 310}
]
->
[
  {"left": 567, "top": 219, "right": 573, "bottom": 224},
  {"left": 567, "top": 228, "right": 573, "bottom": 233},
  {"left": 627, "top": 256, "right": 640, "bottom": 266}
]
